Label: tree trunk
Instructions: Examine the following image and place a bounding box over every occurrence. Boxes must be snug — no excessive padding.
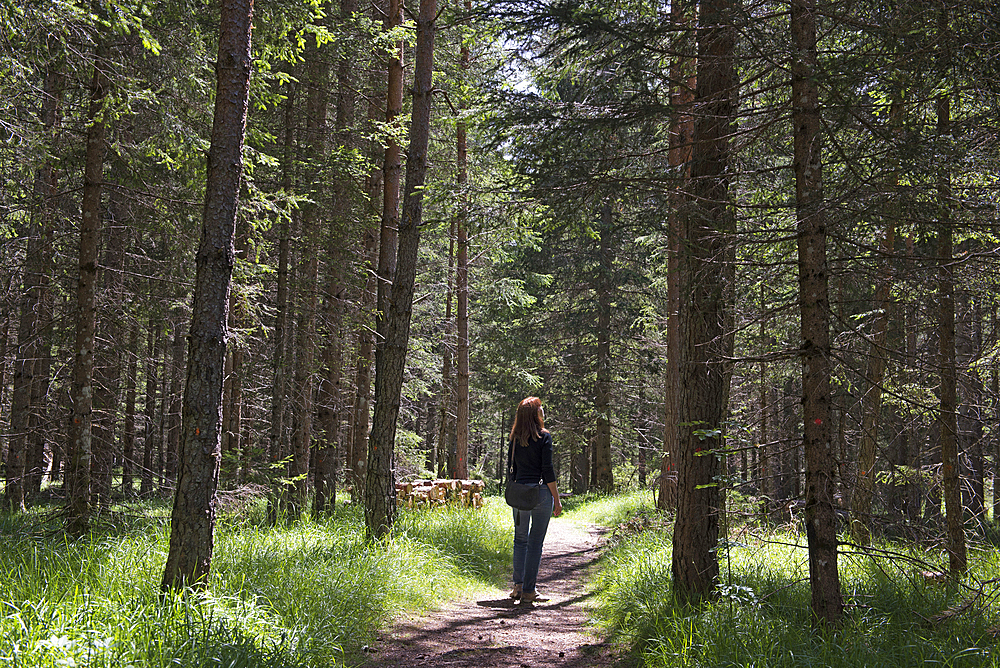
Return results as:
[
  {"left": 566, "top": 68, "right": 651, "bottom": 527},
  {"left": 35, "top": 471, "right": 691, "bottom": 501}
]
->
[
  {"left": 161, "top": 0, "right": 253, "bottom": 589},
  {"left": 67, "top": 41, "right": 110, "bottom": 534},
  {"left": 121, "top": 323, "right": 139, "bottom": 497},
  {"left": 267, "top": 81, "right": 295, "bottom": 521},
  {"left": 659, "top": 0, "right": 694, "bottom": 513},
  {"left": 314, "top": 0, "right": 357, "bottom": 517},
  {"left": 290, "top": 271, "right": 317, "bottom": 518},
  {"left": 360, "top": 0, "right": 403, "bottom": 510},
  {"left": 849, "top": 97, "right": 900, "bottom": 546},
  {"left": 671, "top": 0, "right": 736, "bottom": 603},
  {"left": 960, "top": 297, "right": 984, "bottom": 520},
  {"left": 91, "top": 186, "right": 130, "bottom": 507},
  {"left": 593, "top": 203, "right": 614, "bottom": 493},
  {"left": 759, "top": 290, "right": 771, "bottom": 516},
  {"left": 24, "top": 247, "right": 54, "bottom": 502},
  {"left": 22, "top": 54, "right": 63, "bottom": 503},
  {"left": 455, "top": 21, "right": 470, "bottom": 479},
  {"left": 6, "top": 55, "right": 63, "bottom": 509},
  {"left": 376, "top": 0, "right": 403, "bottom": 320},
  {"left": 791, "top": 0, "right": 843, "bottom": 624},
  {"left": 140, "top": 316, "right": 160, "bottom": 497},
  {"left": 224, "top": 227, "right": 247, "bottom": 485},
  {"left": 348, "top": 0, "right": 386, "bottom": 502},
  {"left": 227, "top": 344, "right": 244, "bottom": 483},
  {"left": 937, "top": 89, "right": 966, "bottom": 574},
  {"left": 314, "top": 307, "right": 343, "bottom": 517},
  {"left": 166, "top": 316, "right": 186, "bottom": 482},
  {"left": 438, "top": 218, "right": 456, "bottom": 477},
  {"left": 366, "top": 0, "right": 437, "bottom": 539}
]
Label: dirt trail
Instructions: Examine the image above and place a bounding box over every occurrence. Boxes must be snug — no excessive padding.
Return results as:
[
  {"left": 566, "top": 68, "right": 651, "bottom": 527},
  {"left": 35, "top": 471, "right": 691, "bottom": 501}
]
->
[{"left": 359, "top": 519, "right": 624, "bottom": 668}]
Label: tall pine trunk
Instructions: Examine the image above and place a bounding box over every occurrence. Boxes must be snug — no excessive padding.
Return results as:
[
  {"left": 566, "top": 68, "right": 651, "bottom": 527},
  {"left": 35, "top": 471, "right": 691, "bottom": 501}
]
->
[
  {"left": 454, "top": 16, "right": 470, "bottom": 478},
  {"left": 121, "top": 323, "right": 139, "bottom": 497},
  {"left": 937, "top": 94, "right": 966, "bottom": 574},
  {"left": 671, "top": 0, "right": 737, "bottom": 602},
  {"left": 315, "top": 0, "right": 358, "bottom": 516},
  {"left": 791, "top": 0, "right": 843, "bottom": 624},
  {"left": 936, "top": 2, "right": 965, "bottom": 574},
  {"left": 659, "top": 0, "right": 694, "bottom": 512},
  {"left": 366, "top": 0, "right": 437, "bottom": 539},
  {"left": 592, "top": 203, "right": 614, "bottom": 493},
  {"left": 67, "top": 40, "right": 110, "bottom": 534},
  {"left": 267, "top": 80, "right": 295, "bottom": 522},
  {"left": 849, "top": 97, "right": 902, "bottom": 544},
  {"left": 349, "top": 6, "right": 385, "bottom": 501},
  {"left": 437, "top": 219, "right": 456, "bottom": 477},
  {"left": 140, "top": 315, "right": 160, "bottom": 497},
  {"left": 161, "top": 0, "right": 253, "bottom": 589},
  {"left": 6, "top": 55, "right": 62, "bottom": 511}
]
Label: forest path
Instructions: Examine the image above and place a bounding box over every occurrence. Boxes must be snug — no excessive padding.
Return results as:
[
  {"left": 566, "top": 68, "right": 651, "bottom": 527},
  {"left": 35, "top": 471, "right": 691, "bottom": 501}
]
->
[{"left": 358, "top": 518, "right": 627, "bottom": 668}]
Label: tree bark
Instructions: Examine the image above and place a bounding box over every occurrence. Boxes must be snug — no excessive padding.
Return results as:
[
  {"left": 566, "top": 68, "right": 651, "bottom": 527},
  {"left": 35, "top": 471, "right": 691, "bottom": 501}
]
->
[
  {"left": 314, "top": 0, "right": 358, "bottom": 517},
  {"left": 592, "top": 203, "right": 614, "bottom": 493},
  {"left": 267, "top": 79, "right": 295, "bottom": 521},
  {"left": 791, "top": 0, "right": 843, "bottom": 625},
  {"left": 366, "top": 0, "right": 437, "bottom": 539},
  {"left": 6, "top": 55, "right": 62, "bottom": 510},
  {"left": 140, "top": 314, "right": 160, "bottom": 497},
  {"left": 91, "top": 184, "right": 130, "bottom": 507},
  {"left": 455, "top": 17, "right": 471, "bottom": 479},
  {"left": 671, "top": 0, "right": 736, "bottom": 603},
  {"left": 67, "top": 40, "right": 110, "bottom": 534},
  {"left": 348, "top": 0, "right": 386, "bottom": 503},
  {"left": 161, "top": 0, "right": 253, "bottom": 589},
  {"left": 437, "top": 218, "right": 456, "bottom": 477},
  {"left": 121, "top": 323, "right": 139, "bottom": 497},
  {"left": 849, "top": 98, "right": 900, "bottom": 546},
  {"left": 376, "top": 0, "right": 404, "bottom": 319},
  {"left": 937, "top": 90, "right": 966, "bottom": 574},
  {"left": 659, "top": 0, "right": 694, "bottom": 512},
  {"left": 166, "top": 316, "right": 186, "bottom": 482}
]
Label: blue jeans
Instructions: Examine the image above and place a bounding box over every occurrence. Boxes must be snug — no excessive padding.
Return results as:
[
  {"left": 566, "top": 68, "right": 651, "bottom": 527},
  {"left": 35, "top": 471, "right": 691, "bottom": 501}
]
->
[{"left": 512, "top": 484, "right": 553, "bottom": 593}]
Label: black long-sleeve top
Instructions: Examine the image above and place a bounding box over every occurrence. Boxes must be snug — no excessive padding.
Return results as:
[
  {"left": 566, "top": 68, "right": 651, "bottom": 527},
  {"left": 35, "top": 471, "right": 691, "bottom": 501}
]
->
[{"left": 510, "top": 431, "right": 556, "bottom": 485}]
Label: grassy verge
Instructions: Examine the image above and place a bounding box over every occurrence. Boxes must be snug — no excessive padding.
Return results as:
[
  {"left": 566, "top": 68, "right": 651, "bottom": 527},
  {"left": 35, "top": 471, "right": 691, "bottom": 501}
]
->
[
  {"left": 580, "top": 493, "right": 1000, "bottom": 668},
  {"left": 0, "top": 497, "right": 513, "bottom": 667}
]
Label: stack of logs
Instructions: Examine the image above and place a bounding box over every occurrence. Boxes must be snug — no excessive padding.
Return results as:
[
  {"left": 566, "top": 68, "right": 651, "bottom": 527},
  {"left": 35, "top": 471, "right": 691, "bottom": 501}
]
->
[{"left": 395, "top": 479, "right": 485, "bottom": 509}]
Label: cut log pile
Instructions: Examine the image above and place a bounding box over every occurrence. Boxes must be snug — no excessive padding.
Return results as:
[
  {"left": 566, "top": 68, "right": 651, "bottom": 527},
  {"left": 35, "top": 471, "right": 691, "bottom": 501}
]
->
[{"left": 395, "top": 479, "right": 485, "bottom": 509}]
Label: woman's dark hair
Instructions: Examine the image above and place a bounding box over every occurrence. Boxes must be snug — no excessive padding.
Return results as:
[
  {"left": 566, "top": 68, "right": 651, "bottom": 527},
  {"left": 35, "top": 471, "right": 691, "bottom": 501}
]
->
[{"left": 510, "top": 396, "right": 547, "bottom": 447}]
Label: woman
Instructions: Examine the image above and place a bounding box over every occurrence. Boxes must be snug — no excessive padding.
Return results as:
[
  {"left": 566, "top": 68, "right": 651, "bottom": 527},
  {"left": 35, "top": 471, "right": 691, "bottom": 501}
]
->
[{"left": 508, "top": 396, "right": 562, "bottom": 604}]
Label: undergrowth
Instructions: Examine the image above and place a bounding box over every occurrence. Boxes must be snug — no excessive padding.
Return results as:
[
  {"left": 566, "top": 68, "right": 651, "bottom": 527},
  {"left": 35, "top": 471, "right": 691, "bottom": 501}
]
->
[
  {"left": 582, "top": 493, "right": 1000, "bottom": 668},
  {"left": 0, "top": 497, "right": 513, "bottom": 667}
]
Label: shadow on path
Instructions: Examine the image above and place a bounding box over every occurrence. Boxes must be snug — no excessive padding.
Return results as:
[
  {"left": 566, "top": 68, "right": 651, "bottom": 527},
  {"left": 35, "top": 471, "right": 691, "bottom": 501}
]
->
[{"left": 358, "top": 520, "right": 630, "bottom": 668}]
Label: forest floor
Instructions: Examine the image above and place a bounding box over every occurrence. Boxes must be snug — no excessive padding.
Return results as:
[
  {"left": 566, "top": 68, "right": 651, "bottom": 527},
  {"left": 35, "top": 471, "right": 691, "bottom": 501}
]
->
[{"left": 357, "top": 519, "right": 630, "bottom": 668}]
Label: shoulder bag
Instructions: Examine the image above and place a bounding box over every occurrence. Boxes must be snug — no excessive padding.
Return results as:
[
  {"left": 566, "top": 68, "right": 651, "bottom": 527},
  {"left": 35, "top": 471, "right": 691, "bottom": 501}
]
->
[{"left": 504, "top": 438, "right": 540, "bottom": 511}]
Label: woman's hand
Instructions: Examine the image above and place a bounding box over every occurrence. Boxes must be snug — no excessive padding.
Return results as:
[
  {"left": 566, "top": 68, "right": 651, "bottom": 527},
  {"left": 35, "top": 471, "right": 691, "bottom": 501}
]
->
[{"left": 547, "top": 482, "right": 562, "bottom": 517}]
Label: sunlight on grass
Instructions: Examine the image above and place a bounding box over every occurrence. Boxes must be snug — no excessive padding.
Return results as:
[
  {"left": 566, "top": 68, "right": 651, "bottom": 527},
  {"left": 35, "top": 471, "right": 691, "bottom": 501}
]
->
[
  {"left": 8, "top": 491, "right": 998, "bottom": 668},
  {"left": 588, "top": 513, "right": 1000, "bottom": 668},
  {"left": 562, "top": 488, "right": 656, "bottom": 527},
  {"left": 0, "top": 498, "right": 513, "bottom": 667}
]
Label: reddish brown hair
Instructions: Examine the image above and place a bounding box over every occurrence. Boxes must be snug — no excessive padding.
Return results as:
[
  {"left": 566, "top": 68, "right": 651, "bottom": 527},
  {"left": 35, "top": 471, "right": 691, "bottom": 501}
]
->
[{"left": 510, "top": 396, "right": 547, "bottom": 447}]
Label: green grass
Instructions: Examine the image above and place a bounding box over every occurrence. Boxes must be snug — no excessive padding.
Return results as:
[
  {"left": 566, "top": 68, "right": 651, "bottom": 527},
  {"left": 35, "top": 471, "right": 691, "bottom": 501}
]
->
[
  {"left": 577, "top": 493, "right": 1000, "bottom": 668},
  {"left": 10, "top": 490, "right": 997, "bottom": 668},
  {"left": 0, "top": 497, "right": 514, "bottom": 667},
  {"left": 562, "top": 488, "right": 658, "bottom": 527}
]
